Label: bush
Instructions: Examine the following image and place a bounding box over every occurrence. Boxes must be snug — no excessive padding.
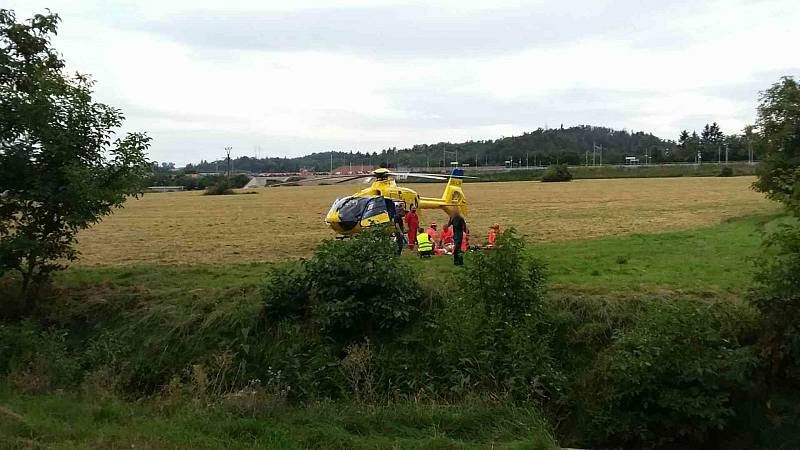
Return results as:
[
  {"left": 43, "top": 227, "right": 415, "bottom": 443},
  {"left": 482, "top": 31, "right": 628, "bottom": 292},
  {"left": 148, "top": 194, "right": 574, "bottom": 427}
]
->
[
  {"left": 719, "top": 166, "right": 734, "bottom": 177},
  {"left": 462, "top": 228, "right": 546, "bottom": 323},
  {"left": 750, "top": 219, "right": 800, "bottom": 380},
  {"left": 205, "top": 179, "right": 234, "bottom": 195},
  {"left": 540, "top": 164, "right": 573, "bottom": 182},
  {"left": 263, "top": 228, "right": 425, "bottom": 345},
  {"left": 583, "top": 300, "right": 757, "bottom": 449},
  {"left": 433, "top": 229, "right": 563, "bottom": 401},
  {"left": 0, "top": 322, "right": 81, "bottom": 392}
]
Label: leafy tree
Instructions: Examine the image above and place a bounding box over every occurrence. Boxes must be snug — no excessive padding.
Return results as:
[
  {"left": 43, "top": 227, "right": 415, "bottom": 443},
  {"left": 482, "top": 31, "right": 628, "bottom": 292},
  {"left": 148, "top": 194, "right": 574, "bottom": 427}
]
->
[
  {"left": 750, "top": 76, "right": 800, "bottom": 380},
  {"left": 753, "top": 76, "right": 800, "bottom": 212},
  {"left": 0, "top": 10, "right": 151, "bottom": 298}
]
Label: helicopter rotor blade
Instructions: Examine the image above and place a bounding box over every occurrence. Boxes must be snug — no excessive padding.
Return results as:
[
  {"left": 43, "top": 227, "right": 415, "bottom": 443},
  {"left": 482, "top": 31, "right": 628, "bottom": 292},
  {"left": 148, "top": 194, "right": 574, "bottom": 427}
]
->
[
  {"left": 386, "top": 172, "right": 481, "bottom": 180},
  {"left": 267, "top": 174, "right": 369, "bottom": 187},
  {"left": 334, "top": 174, "right": 373, "bottom": 184},
  {"left": 385, "top": 172, "right": 448, "bottom": 181}
]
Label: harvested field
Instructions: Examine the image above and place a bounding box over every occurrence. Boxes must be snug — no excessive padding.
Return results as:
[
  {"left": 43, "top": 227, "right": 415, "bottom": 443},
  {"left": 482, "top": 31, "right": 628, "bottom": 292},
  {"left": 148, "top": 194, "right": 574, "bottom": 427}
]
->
[{"left": 76, "top": 177, "right": 777, "bottom": 265}]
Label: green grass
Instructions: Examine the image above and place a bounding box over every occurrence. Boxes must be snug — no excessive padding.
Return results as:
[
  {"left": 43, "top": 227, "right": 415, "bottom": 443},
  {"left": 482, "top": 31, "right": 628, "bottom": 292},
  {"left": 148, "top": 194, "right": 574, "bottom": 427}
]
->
[
  {"left": 464, "top": 162, "right": 757, "bottom": 182},
  {"left": 0, "top": 389, "right": 556, "bottom": 449},
  {"left": 535, "top": 214, "right": 773, "bottom": 298},
  {"left": 405, "top": 213, "right": 775, "bottom": 300},
  {"left": 1, "top": 213, "right": 781, "bottom": 450},
  {"left": 54, "top": 213, "right": 774, "bottom": 303}
]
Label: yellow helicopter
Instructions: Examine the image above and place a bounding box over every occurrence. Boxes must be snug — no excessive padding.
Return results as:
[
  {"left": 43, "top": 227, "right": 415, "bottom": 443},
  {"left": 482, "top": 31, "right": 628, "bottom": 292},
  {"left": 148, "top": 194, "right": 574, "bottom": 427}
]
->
[{"left": 274, "top": 168, "right": 473, "bottom": 235}]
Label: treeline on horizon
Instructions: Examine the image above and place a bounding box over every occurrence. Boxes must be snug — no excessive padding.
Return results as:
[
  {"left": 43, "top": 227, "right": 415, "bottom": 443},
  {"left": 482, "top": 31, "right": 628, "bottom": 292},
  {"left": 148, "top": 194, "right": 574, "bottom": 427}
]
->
[{"left": 170, "top": 124, "right": 760, "bottom": 174}]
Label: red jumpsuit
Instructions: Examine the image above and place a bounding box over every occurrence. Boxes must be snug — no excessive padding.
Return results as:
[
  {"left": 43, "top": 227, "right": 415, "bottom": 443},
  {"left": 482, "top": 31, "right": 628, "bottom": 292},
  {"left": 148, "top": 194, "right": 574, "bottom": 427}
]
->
[
  {"left": 427, "top": 227, "right": 437, "bottom": 242},
  {"left": 439, "top": 226, "right": 454, "bottom": 245},
  {"left": 488, "top": 229, "right": 497, "bottom": 247},
  {"left": 461, "top": 232, "right": 470, "bottom": 252},
  {"left": 405, "top": 211, "right": 419, "bottom": 248}
]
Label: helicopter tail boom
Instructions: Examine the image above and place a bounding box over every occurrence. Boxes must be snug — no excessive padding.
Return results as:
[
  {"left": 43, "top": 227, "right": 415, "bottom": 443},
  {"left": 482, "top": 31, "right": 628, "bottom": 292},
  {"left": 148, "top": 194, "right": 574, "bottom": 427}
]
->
[{"left": 418, "top": 168, "right": 468, "bottom": 216}]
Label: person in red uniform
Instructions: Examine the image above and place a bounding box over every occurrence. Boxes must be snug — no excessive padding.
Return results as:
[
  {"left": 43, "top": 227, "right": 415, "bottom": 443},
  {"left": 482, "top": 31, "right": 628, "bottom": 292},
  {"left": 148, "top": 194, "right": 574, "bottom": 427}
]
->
[
  {"left": 427, "top": 221, "right": 438, "bottom": 242},
  {"left": 438, "top": 224, "right": 455, "bottom": 254},
  {"left": 405, "top": 205, "right": 419, "bottom": 249},
  {"left": 487, "top": 223, "right": 500, "bottom": 248},
  {"left": 461, "top": 230, "right": 470, "bottom": 252}
]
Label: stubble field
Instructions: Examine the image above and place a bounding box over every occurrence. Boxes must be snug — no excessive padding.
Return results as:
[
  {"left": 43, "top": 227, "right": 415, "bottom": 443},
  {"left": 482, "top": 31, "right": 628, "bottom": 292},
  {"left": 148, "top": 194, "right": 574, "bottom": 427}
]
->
[{"left": 75, "top": 176, "right": 776, "bottom": 266}]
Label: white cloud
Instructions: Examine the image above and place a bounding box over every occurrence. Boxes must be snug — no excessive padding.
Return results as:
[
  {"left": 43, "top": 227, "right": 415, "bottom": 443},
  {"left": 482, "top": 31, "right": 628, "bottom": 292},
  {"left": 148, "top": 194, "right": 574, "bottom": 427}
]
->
[{"left": 4, "top": 0, "right": 799, "bottom": 164}]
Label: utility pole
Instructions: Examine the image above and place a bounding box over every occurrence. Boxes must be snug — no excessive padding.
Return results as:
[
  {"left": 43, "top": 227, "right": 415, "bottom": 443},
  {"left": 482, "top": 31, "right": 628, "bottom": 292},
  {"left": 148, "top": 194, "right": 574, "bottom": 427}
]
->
[
  {"left": 224, "top": 146, "right": 232, "bottom": 182},
  {"left": 526, "top": 152, "right": 529, "bottom": 168},
  {"left": 725, "top": 143, "right": 729, "bottom": 164}
]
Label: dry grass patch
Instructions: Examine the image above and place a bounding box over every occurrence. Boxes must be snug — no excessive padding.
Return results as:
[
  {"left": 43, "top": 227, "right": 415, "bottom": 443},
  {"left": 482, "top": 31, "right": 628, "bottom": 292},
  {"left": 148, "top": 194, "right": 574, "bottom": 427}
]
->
[{"left": 75, "top": 177, "right": 776, "bottom": 265}]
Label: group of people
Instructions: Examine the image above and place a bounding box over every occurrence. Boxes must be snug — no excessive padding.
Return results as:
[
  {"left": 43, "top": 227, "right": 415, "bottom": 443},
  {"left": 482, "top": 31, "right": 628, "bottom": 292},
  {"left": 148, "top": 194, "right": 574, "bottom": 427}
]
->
[{"left": 393, "top": 203, "right": 501, "bottom": 266}]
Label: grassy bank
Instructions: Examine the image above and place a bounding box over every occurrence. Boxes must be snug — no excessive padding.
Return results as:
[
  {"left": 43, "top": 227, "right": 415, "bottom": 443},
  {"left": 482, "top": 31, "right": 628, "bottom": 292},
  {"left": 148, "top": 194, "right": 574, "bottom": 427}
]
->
[
  {"left": 467, "top": 162, "right": 757, "bottom": 182},
  {"left": 0, "top": 390, "right": 556, "bottom": 449},
  {"left": 2, "top": 213, "right": 796, "bottom": 450}
]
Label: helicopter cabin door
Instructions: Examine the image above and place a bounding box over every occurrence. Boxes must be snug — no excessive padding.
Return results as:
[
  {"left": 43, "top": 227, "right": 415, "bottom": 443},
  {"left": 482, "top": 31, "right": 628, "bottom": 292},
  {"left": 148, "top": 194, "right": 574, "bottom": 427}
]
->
[{"left": 359, "top": 196, "right": 391, "bottom": 229}]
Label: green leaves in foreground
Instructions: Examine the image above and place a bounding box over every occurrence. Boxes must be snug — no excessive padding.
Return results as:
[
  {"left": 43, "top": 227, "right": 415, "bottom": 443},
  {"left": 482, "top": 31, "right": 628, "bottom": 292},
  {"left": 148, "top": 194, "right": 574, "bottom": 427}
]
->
[
  {"left": 262, "top": 228, "right": 425, "bottom": 345},
  {"left": 584, "top": 300, "right": 758, "bottom": 449}
]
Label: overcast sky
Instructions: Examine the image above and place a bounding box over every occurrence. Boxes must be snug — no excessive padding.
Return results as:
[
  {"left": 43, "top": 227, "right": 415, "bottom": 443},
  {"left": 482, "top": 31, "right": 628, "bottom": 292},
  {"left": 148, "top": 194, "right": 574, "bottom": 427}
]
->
[{"left": 7, "top": 0, "right": 799, "bottom": 165}]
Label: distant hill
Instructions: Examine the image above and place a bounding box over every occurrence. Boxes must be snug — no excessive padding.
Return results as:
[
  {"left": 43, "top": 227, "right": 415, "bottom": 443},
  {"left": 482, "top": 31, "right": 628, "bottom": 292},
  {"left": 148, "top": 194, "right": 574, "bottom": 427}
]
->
[{"left": 186, "top": 124, "right": 754, "bottom": 173}]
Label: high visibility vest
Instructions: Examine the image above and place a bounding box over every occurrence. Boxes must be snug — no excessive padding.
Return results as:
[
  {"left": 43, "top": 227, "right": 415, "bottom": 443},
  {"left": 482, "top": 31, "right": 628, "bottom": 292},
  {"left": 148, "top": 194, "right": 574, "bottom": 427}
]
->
[{"left": 417, "top": 232, "right": 433, "bottom": 252}]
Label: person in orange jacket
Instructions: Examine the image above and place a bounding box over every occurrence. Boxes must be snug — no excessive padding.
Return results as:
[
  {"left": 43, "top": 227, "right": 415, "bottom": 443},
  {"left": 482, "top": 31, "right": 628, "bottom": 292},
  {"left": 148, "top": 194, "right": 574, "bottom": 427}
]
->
[
  {"left": 461, "top": 230, "right": 470, "bottom": 252},
  {"left": 405, "top": 205, "right": 419, "bottom": 249}
]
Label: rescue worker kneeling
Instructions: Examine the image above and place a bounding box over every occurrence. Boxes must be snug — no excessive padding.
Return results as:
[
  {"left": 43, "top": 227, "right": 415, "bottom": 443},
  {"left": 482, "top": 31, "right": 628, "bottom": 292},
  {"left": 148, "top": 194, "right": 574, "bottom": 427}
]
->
[{"left": 416, "top": 227, "right": 433, "bottom": 258}]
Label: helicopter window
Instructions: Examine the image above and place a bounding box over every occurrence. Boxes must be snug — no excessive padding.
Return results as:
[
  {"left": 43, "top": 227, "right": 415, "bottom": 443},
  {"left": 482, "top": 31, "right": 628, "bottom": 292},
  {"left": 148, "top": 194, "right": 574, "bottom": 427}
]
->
[
  {"left": 384, "top": 197, "right": 396, "bottom": 219},
  {"left": 337, "top": 196, "right": 371, "bottom": 222},
  {"left": 362, "top": 197, "right": 387, "bottom": 219}
]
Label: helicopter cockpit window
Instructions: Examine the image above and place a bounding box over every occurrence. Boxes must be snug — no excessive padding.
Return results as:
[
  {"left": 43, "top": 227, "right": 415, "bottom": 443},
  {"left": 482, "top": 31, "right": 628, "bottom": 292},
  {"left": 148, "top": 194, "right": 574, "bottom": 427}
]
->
[
  {"left": 384, "top": 197, "right": 396, "bottom": 219},
  {"left": 362, "top": 197, "right": 388, "bottom": 219},
  {"left": 337, "top": 196, "right": 371, "bottom": 222}
]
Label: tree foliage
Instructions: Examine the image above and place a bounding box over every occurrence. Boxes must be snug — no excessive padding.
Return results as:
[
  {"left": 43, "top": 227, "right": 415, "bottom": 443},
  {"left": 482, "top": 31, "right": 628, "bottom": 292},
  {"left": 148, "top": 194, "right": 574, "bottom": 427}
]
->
[
  {"left": 585, "top": 301, "right": 757, "bottom": 449},
  {"left": 0, "top": 9, "right": 151, "bottom": 296},
  {"left": 263, "top": 228, "right": 424, "bottom": 345},
  {"left": 540, "top": 164, "right": 573, "bottom": 182},
  {"left": 753, "top": 76, "right": 800, "bottom": 213},
  {"left": 462, "top": 228, "right": 546, "bottom": 324},
  {"left": 750, "top": 76, "right": 800, "bottom": 380},
  {"left": 191, "top": 126, "right": 680, "bottom": 172}
]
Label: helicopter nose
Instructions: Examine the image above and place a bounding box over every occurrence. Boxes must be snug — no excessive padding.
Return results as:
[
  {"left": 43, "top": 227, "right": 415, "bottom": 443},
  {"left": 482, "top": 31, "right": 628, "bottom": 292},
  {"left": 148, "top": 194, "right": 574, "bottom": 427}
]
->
[{"left": 326, "top": 209, "right": 358, "bottom": 233}]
